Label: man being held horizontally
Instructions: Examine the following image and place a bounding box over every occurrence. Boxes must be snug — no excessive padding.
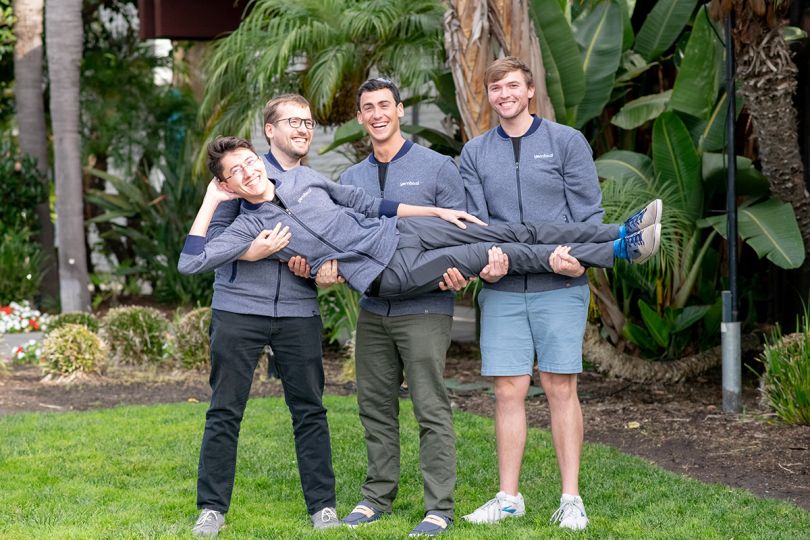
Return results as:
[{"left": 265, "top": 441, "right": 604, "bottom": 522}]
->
[
  {"left": 191, "top": 95, "right": 339, "bottom": 537},
  {"left": 331, "top": 77, "right": 465, "bottom": 537},
  {"left": 179, "top": 136, "right": 660, "bottom": 302},
  {"left": 460, "top": 57, "right": 640, "bottom": 530}
]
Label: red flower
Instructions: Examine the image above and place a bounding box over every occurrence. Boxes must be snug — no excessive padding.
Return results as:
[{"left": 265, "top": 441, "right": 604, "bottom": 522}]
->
[
  {"left": 29, "top": 319, "right": 40, "bottom": 330},
  {"left": 13, "top": 346, "right": 23, "bottom": 355},
  {"left": 0, "top": 306, "right": 11, "bottom": 315}
]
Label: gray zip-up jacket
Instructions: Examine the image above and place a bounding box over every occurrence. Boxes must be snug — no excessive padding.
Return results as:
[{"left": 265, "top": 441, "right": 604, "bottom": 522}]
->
[
  {"left": 205, "top": 152, "right": 319, "bottom": 318},
  {"left": 179, "top": 167, "right": 401, "bottom": 296},
  {"left": 340, "top": 140, "right": 465, "bottom": 317},
  {"left": 460, "top": 116, "right": 604, "bottom": 293}
]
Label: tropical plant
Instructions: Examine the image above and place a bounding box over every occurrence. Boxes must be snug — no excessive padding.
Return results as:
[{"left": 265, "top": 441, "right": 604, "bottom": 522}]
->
[
  {"left": 46, "top": 0, "right": 90, "bottom": 312},
  {"left": 12, "top": 0, "right": 57, "bottom": 300},
  {"left": 201, "top": 0, "right": 446, "bottom": 164},
  {"left": 41, "top": 323, "right": 106, "bottom": 376},
  {"left": 0, "top": 139, "right": 47, "bottom": 235},
  {"left": 0, "top": 228, "right": 45, "bottom": 305},
  {"left": 760, "top": 317, "right": 810, "bottom": 426},
  {"left": 101, "top": 305, "right": 168, "bottom": 365},
  {"left": 317, "top": 284, "right": 359, "bottom": 345},
  {"left": 86, "top": 139, "right": 213, "bottom": 307}
]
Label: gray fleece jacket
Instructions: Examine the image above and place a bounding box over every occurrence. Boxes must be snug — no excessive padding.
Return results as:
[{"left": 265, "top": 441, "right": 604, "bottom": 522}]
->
[
  {"left": 460, "top": 116, "right": 604, "bottom": 293},
  {"left": 340, "top": 140, "right": 465, "bottom": 317},
  {"left": 179, "top": 167, "right": 401, "bottom": 298},
  {"left": 205, "top": 151, "right": 319, "bottom": 318}
]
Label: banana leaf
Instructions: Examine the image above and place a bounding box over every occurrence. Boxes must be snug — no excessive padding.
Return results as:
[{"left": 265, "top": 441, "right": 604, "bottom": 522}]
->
[
  {"left": 634, "top": 0, "right": 698, "bottom": 61},
  {"left": 530, "top": 0, "right": 586, "bottom": 111},
  {"left": 699, "top": 198, "right": 806, "bottom": 269},
  {"left": 701, "top": 153, "right": 770, "bottom": 198},
  {"left": 669, "top": 6, "right": 722, "bottom": 120},
  {"left": 572, "top": 0, "right": 624, "bottom": 128},
  {"left": 652, "top": 111, "right": 702, "bottom": 219},
  {"left": 595, "top": 150, "right": 653, "bottom": 183},
  {"left": 611, "top": 89, "right": 672, "bottom": 129}
]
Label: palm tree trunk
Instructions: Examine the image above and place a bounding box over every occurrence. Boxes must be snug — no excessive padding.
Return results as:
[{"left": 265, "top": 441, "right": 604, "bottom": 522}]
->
[
  {"left": 13, "top": 0, "right": 58, "bottom": 302},
  {"left": 444, "top": 0, "right": 494, "bottom": 139},
  {"left": 45, "top": 0, "right": 90, "bottom": 312}
]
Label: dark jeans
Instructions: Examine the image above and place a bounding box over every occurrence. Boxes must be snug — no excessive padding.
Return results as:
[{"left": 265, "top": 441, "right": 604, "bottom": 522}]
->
[{"left": 197, "top": 309, "right": 335, "bottom": 515}]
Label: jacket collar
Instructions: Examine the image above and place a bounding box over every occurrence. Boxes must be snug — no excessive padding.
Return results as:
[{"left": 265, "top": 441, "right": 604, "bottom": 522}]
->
[
  {"left": 496, "top": 115, "right": 542, "bottom": 139},
  {"left": 368, "top": 139, "right": 414, "bottom": 165}
]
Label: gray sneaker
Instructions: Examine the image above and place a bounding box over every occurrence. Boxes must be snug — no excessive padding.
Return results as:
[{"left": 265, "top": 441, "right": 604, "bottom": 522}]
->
[
  {"left": 311, "top": 507, "right": 340, "bottom": 529},
  {"left": 622, "top": 199, "right": 662, "bottom": 236},
  {"left": 626, "top": 223, "right": 661, "bottom": 264},
  {"left": 192, "top": 509, "right": 224, "bottom": 537}
]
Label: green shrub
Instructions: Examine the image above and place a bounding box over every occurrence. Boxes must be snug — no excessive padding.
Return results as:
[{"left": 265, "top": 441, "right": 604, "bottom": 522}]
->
[
  {"left": 41, "top": 324, "right": 106, "bottom": 375},
  {"left": 101, "top": 306, "right": 168, "bottom": 365},
  {"left": 0, "top": 139, "right": 48, "bottom": 236},
  {"left": 170, "top": 307, "right": 211, "bottom": 369},
  {"left": 760, "top": 328, "right": 810, "bottom": 426},
  {"left": 46, "top": 312, "right": 100, "bottom": 335},
  {"left": 0, "top": 229, "right": 45, "bottom": 304}
]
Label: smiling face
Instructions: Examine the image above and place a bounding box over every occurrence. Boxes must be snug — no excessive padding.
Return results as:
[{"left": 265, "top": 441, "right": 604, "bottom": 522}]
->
[
  {"left": 264, "top": 101, "right": 314, "bottom": 164},
  {"left": 218, "top": 147, "right": 270, "bottom": 200},
  {"left": 356, "top": 88, "right": 405, "bottom": 145},
  {"left": 487, "top": 69, "right": 535, "bottom": 121}
]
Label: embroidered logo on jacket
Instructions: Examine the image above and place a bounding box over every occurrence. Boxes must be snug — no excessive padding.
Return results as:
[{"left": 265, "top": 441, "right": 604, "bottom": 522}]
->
[
  {"left": 399, "top": 181, "right": 421, "bottom": 187},
  {"left": 297, "top": 188, "right": 312, "bottom": 203},
  {"left": 534, "top": 153, "right": 554, "bottom": 159}
]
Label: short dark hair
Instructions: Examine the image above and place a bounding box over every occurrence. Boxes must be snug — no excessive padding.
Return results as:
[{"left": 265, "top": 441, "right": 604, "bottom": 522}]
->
[
  {"left": 207, "top": 136, "right": 257, "bottom": 181},
  {"left": 485, "top": 56, "right": 534, "bottom": 87},
  {"left": 356, "top": 77, "right": 401, "bottom": 111},
  {"left": 262, "top": 94, "right": 311, "bottom": 146}
]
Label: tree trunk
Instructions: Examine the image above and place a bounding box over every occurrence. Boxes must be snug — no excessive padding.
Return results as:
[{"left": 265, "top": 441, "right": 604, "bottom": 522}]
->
[
  {"left": 444, "top": 0, "right": 494, "bottom": 139},
  {"left": 488, "top": 0, "right": 555, "bottom": 121},
  {"left": 45, "top": 0, "right": 90, "bottom": 312},
  {"left": 13, "top": 0, "right": 58, "bottom": 302}
]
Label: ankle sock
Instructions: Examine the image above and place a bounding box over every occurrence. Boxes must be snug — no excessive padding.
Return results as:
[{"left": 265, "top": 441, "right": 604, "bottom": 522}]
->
[{"left": 613, "top": 238, "right": 628, "bottom": 260}]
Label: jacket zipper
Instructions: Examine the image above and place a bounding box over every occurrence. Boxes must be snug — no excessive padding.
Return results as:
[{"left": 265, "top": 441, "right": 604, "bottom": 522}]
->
[
  {"left": 276, "top": 193, "right": 386, "bottom": 267},
  {"left": 273, "top": 262, "right": 282, "bottom": 317},
  {"left": 511, "top": 138, "right": 528, "bottom": 291}
]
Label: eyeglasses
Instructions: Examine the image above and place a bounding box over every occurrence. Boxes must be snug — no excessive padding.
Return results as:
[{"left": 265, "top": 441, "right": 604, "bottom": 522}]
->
[
  {"left": 223, "top": 155, "right": 259, "bottom": 182},
  {"left": 273, "top": 117, "right": 317, "bottom": 130}
]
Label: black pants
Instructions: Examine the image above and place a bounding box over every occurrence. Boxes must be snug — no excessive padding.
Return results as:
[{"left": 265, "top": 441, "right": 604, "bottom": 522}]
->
[{"left": 197, "top": 309, "right": 335, "bottom": 515}]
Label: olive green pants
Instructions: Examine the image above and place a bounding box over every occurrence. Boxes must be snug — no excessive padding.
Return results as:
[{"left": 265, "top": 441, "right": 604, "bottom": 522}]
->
[{"left": 355, "top": 310, "right": 456, "bottom": 518}]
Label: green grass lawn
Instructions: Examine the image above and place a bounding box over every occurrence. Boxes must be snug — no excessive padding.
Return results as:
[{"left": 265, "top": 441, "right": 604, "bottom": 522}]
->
[{"left": 1, "top": 396, "right": 807, "bottom": 539}]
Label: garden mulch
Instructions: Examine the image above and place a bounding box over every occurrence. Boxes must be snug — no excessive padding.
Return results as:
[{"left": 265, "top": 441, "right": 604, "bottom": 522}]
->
[{"left": 1, "top": 342, "right": 807, "bottom": 510}]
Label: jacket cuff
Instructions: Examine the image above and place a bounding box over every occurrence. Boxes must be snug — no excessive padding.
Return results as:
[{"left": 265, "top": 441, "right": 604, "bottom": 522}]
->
[
  {"left": 379, "top": 199, "right": 399, "bottom": 218},
  {"left": 182, "top": 235, "right": 206, "bottom": 255}
]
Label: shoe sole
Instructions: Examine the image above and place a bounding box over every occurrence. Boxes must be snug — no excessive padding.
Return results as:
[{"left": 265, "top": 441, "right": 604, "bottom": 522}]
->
[{"left": 650, "top": 199, "right": 662, "bottom": 227}]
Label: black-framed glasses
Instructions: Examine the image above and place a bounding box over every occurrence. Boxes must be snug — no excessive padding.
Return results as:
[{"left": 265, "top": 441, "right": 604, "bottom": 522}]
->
[
  {"left": 274, "top": 117, "right": 317, "bottom": 130},
  {"left": 223, "top": 155, "right": 259, "bottom": 182}
]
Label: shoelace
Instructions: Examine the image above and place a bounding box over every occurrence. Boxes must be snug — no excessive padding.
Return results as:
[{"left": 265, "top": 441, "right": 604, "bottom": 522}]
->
[
  {"left": 626, "top": 208, "right": 646, "bottom": 230},
  {"left": 626, "top": 230, "right": 644, "bottom": 247},
  {"left": 549, "top": 501, "right": 580, "bottom": 524},
  {"left": 320, "top": 508, "right": 338, "bottom": 522},
  {"left": 196, "top": 509, "right": 220, "bottom": 527}
]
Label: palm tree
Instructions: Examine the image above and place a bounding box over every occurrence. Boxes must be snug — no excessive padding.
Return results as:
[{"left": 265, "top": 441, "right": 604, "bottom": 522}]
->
[
  {"left": 45, "top": 0, "right": 89, "bottom": 312},
  {"left": 13, "top": 0, "right": 58, "bottom": 300},
  {"left": 201, "top": 0, "right": 446, "bottom": 140},
  {"left": 709, "top": 0, "right": 810, "bottom": 249},
  {"left": 443, "top": 0, "right": 554, "bottom": 139}
]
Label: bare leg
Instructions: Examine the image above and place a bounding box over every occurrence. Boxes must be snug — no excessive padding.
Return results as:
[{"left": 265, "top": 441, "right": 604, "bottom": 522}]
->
[
  {"left": 494, "top": 375, "right": 531, "bottom": 495},
  {"left": 540, "top": 372, "right": 583, "bottom": 496}
]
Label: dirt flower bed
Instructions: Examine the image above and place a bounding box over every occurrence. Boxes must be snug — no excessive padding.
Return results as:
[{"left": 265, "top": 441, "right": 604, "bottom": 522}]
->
[{"left": 1, "top": 342, "right": 807, "bottom": 510}]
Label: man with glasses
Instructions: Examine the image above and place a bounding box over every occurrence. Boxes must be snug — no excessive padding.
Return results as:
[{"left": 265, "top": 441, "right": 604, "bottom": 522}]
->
[{"left": 192, "top": 95, "right": 339, "bottom": 537}]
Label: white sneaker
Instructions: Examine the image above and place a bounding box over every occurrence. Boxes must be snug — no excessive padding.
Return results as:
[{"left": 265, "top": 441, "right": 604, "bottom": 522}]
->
[
  {"left": 192, "top": 509, "right": 225, "bottom": 537},
  {"left": 462, "top": 491, "right": 525, "bottom": 524},
  {"left": 550, "top": 494, "right": 588, "bottom": 530}
]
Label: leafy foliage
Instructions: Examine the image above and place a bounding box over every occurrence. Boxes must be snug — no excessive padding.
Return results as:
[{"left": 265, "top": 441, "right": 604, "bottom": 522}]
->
[
  {"left": 101, "top": 306, "right": 168, "bottom": 365},
  {"left": 0, "top": 140, "right": 48, "bottom": 235},
  {"left": 41, "top": 324, "right": 107, "bottom": 375},
  {"left": 201, "top": 0, "right": 446, "bottom": 155},
  {"left": 0, "top": 0, "right": 15, "bottom": 130},
  {"left": 760, "top": 321, "right": 810, "bottom": 426},
  {"left": 86, "top": 139, "right": 213, "bottom": 307},
  {"left": 169, "top": 307, "right": 212, "bottom": 370},
  {"left": 0, "top": 229, "right": 45, "bottom": 305},
  {"left": 45, "top": 312, "right": 100, "bottom": 335}
]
